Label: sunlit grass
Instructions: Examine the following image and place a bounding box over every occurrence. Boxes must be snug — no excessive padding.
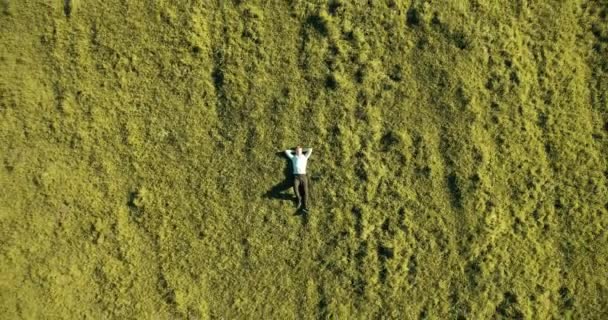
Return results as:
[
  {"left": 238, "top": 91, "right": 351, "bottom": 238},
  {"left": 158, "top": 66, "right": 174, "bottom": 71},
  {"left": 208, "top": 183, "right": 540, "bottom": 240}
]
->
[{"left": 0, "top": 0, "right": 607, "bottom": 318}]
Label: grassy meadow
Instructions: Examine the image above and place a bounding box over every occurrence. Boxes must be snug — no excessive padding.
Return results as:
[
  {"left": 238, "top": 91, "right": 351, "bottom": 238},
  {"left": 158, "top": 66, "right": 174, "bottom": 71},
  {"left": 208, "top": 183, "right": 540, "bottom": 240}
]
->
[{"left": 1, "top": 0, "right": 607, "bottom": 318}]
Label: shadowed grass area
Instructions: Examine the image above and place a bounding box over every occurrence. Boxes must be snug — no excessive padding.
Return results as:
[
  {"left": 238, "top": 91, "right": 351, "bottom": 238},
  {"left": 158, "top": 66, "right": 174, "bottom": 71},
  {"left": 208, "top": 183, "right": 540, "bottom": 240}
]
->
[{"left": 1, "top": 0, "right": 607, "bottom": 318}]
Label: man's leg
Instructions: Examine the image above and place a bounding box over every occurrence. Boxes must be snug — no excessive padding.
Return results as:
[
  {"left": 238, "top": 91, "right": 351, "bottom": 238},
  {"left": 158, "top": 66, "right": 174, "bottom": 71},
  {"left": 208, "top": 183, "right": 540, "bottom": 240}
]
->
[
  {"left": 293, "top": 175, "right": 302, "bottom": 208},
  {"left": 302, "top": 175, "right": 310, "bottom": 210}
]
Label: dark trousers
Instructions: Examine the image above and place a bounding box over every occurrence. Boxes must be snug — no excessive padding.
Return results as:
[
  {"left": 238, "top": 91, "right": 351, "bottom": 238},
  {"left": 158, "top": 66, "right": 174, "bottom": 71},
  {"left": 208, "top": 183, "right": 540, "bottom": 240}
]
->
[{"left": 294, "top": 174, "right": 309, "bottom": 209}]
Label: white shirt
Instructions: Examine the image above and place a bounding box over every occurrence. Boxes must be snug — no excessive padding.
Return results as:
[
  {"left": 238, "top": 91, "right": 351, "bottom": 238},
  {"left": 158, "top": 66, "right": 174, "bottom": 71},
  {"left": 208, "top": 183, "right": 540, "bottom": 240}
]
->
[{"left": 285, "top": 149, "right": 312, "bottom": 174}]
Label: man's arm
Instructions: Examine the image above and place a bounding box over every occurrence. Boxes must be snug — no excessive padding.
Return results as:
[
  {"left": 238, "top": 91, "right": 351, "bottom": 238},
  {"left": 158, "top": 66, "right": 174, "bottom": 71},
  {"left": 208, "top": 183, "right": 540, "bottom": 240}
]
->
[
  {"left": 304, "top": 147, "right": 313, "bottom": 158},
  {"left": 284, "top": 149, "right": 294, "bottom": 159}
]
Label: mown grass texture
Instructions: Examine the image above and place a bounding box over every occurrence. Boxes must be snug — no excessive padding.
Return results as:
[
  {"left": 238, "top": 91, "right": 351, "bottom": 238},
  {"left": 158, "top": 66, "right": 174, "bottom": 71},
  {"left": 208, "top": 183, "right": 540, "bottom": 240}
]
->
[{"left": 1, "top": 0, "right": 608, "bottom": 319}]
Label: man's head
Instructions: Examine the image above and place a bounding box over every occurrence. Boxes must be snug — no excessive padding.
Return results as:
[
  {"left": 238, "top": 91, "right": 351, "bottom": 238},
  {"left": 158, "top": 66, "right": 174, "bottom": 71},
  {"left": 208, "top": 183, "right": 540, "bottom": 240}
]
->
[{"left": 295, "top": 145, "right": 302, "bottom": 155}]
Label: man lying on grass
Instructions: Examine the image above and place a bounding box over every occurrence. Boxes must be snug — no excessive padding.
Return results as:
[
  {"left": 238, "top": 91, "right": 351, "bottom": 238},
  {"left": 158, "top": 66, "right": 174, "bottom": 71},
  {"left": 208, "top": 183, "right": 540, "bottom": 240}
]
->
[{"left": 284, "top": 146, "right": 312, "bottom": 211}]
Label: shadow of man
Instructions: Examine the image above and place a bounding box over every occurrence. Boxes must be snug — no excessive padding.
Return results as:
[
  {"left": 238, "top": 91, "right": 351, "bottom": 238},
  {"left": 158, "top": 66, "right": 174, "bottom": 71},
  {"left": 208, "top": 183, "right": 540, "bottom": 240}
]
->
[{"left": 263, "top": 151, "right": 297, "bottom": 204}]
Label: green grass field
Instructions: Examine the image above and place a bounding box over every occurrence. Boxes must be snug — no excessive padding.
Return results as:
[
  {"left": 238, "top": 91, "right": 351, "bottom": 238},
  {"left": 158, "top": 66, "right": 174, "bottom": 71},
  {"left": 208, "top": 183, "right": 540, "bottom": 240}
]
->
[{"left": 1, "top": 0, "right": 607, "bottom": 318}]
